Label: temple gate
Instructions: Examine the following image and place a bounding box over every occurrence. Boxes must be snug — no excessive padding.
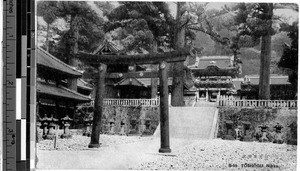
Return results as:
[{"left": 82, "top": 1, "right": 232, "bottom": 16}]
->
[{"left": 76, "top": 49, "right": 190, "bottom": 153}]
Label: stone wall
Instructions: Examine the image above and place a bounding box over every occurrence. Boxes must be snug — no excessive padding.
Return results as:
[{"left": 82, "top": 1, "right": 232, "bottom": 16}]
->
[
  {"left": 101, "top": 106, "right": 160, "bottom": 135},
  {"left": 217, "top": 107, "right": 297, "bottom": 145}
]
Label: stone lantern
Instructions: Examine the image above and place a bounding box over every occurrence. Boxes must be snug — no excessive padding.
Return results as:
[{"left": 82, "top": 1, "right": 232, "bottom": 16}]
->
[
  {"left": 259, "top": 124, "right": 269, "bottom": 142},
  {"left": 234, "top": 125, "right": 243, "bottom": 140},
  {"left": 139, "top": 118, "right": 146, "bottom": 135},
  {"left": 119, "top": 120, "right": 126, "bottom": 136},
  {"left": 142, "top": 117, "right": 152, "bottom": 136},
  {"left": 288, "top": 122, "right": 297, "bottom": 145},
  {"left": 273, "top": 123, "right": 283, "bottom": 144},
  {"left": 39, "top": 114, "right": 49, "bottom": 139},
  {"left": 100, "top": 118, "right": 106, "bottom": 134},
  {"left": 83, "top": 117, "right": 93, "bottom": 137},
  {"left": 223, "top": 120, "right": 234, "bottom": 140},
  {"left": 46, "top": 115, "right": 58, "bottom": 140},
  {"left": 108, "top": 118, "right": 115, "bottom": 135},
  {"left": 38, "top": 115, "right": 48, "bottom": 140},
  {"left": 241, "top": 121, "right": 252, "bottom": 141},
  {"left": 36, "top": 121, "right": 42, "bottom": 142},
  {"left": 128, "top": 118, "right": 138, "bottom": 135},
  {"left": 61, "top": 115, "right": 73, "bottom": 139}
]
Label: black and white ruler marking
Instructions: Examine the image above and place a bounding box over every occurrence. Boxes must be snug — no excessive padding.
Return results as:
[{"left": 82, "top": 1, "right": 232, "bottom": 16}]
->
[{"left": 2, "top": 0, "right": 35, "bottom": 170}]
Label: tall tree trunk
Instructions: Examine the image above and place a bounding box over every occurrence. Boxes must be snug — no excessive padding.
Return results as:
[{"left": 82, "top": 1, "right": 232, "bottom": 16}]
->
[
  {"left": 171, "top": 2, "right": 185, "bottom": 106},
  {"left": 89, "top": 64, "right": 107, "bottom": 148},
  {"left": 67, "top": 15, "right": 78, "bottom": 91},
  {"left": 46, "top": 23, "right": 50, "bottom": 52},
  {"left": 150, "top": 40, "right": 158, "bottom": 98},
  {"left": 259, "top": 3, "right": 273, "bottom": 100}
]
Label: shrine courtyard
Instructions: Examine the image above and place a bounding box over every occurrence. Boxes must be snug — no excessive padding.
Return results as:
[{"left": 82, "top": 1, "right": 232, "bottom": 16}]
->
[
  {"left": 36, "top": 99, "right": 297, "bottom": 170},
  {"left": 36, "top": 133, "right": 296, "bottom": 170}
]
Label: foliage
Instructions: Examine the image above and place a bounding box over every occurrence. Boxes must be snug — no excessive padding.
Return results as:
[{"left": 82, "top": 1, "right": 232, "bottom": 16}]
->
[
  {"left": 236, "top": 3, "right": 276, "bottom": 37},
  {"left": 278, "top": 21, "right": 298, "bottom": 92},
  {"left": 105, "top": 2, "right": 175, "bottom": 53},
  {"left": 37, "top": 1, "right": 59, "bottom": 25},
  {"left": 37, "top": 1, "right": 106, "bottom": 64}
]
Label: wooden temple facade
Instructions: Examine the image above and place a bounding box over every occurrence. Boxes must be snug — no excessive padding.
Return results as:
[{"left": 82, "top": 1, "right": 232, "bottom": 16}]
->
[
  {"left": 188, "top": 55, "right": 240, "bottom": 101},
  {"left": 36, "top": 47, "right": 92, "bottom": 123},
  {"left": 240, "top": 74, "right": 296, "bottom": 100}
]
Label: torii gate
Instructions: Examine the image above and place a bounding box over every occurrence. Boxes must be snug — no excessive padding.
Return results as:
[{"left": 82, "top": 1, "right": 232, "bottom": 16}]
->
[{"left": 76, "top": 49, "right": 190, "bottom": 153}]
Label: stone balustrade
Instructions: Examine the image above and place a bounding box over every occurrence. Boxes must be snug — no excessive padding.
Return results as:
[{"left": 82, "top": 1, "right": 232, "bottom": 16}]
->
[
  {"left": 218, "top": 95, "right": 297, "bottom": 108},
  {"left": 103, "top": 98, "right": 160, "bottom": 107}
]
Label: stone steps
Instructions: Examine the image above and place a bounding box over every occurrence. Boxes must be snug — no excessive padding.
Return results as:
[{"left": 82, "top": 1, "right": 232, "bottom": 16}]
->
[{"left": 154, "top": 105, "right": 218, "bottom": 139}]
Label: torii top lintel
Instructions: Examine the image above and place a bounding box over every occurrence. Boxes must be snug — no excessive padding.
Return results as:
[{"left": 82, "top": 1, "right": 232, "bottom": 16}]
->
[{"left": 76, "top": 49, "right": 190, "bottom": 65}]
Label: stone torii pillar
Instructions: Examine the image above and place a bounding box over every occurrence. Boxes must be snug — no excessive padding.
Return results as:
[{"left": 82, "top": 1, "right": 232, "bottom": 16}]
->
[
  {"left": 76, "top": 49, "right": 190, "bottom": 153},
  {"left": 158, "top": 61, "right": 171, "bottom": 152}
]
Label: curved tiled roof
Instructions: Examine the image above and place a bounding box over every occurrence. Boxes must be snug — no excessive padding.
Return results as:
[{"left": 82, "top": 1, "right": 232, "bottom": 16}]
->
[
  {"left": 190, "top": 56, "right": 234, "bottom": 69},
  {"left": 37, "top": 81, "right": 91, "bottom": 103},
  {"left": 191, "top": 65, "right": 239, "bottom": 77},
  {"left": 77, "top": 79, "right": 93, "bottom": 90},
  {"left": 114, "top": 78, "right": 147, "bottom": 87},
  {"left": 37, "top": 47, "right": 82, "bottom": 77},
  {"left": 243, "top": 75, "right": 291, "bottom": 85}
]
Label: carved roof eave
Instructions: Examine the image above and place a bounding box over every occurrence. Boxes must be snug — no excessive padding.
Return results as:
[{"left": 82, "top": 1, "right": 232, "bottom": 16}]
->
[
  {"left": 37, "top": 81, "right": 91, "bottom": 103},
  {"left": 191, "top": 65, "right": 239, "bottom": 77},
  {"left": 37, "top": 47, "right": 82, "bottom": 78},
  {"left": 93, "top": 39, "right": 121, "bottom": 55}
]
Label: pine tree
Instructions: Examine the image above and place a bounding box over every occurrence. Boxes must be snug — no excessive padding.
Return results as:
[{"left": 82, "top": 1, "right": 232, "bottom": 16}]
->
[{"left": 278, "top": 21, "right": 298, "bottom": 98}]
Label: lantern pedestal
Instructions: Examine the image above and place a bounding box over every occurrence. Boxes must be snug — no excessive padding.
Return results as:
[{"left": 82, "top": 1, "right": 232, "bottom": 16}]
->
[{"left": 61, "top": 115, "right": 73, "bottom": 139}]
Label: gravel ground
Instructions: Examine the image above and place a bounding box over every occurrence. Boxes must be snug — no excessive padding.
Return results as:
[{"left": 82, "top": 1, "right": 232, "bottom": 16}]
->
[
  {"left": 133, "top": 139, "right": 297, "bottom": 171},
  {"left": 37, "top": 134, "right": 297, "bottom": 170},
  {"left": 37, "top": 134, "right": 154, "bottom": 151}
]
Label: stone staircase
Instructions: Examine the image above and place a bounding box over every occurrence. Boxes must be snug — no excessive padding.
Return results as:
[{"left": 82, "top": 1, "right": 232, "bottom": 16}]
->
[{"left": 154, "top": 103, "right": 219, "bottom": 139}]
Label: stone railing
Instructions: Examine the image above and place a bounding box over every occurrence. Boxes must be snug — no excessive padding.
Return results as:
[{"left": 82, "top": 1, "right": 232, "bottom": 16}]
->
[
  {"left": 218, "top": 96, "right": 297, "bottom": 109},
  {"left": 103, "top": 98, "right": 160, "bottom": 107}
]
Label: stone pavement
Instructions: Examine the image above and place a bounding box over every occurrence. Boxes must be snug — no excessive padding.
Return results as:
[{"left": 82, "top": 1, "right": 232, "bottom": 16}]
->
[{"left": 36, "top": 137, "right": 197, "bottom": 170}]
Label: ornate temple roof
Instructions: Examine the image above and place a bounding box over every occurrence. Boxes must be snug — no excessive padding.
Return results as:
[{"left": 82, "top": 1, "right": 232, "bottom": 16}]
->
[
  {"left": 188, "top": 55, "right": 239, "bottom": 77},
  {"left": 189, "top": 55, "right": 234, "bottom": 69},
  {"left": 191, "top": 65, "right": 239, "bottom": 77},
  {"left": 93, "top": 39, "right": 121, "bottom": 55},
  {"left": 37, "top": 47, "right": 82, "bottom": 78}
]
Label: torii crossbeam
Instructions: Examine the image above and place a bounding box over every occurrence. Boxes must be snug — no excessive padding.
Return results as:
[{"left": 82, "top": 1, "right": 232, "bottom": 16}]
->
[{"left": 76, "top": 49, "right": 189, "bottom": 153}]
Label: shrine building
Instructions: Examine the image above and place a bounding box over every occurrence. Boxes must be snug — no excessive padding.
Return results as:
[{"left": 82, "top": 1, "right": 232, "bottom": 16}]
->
[
  {"left": 188, "top": 55, "right": 240, "bottom": 101},
  {"left": 36, "top": 47, "right": 92, "bottom": 123},
  {"left": 240, "top": 74, "right": 295, "bottom": 100}
]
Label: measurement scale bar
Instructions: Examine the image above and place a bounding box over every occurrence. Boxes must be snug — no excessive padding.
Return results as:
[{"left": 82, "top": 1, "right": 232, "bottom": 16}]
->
[{"left": 3, "top": 0, "right": 35, "bottom": 170}]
